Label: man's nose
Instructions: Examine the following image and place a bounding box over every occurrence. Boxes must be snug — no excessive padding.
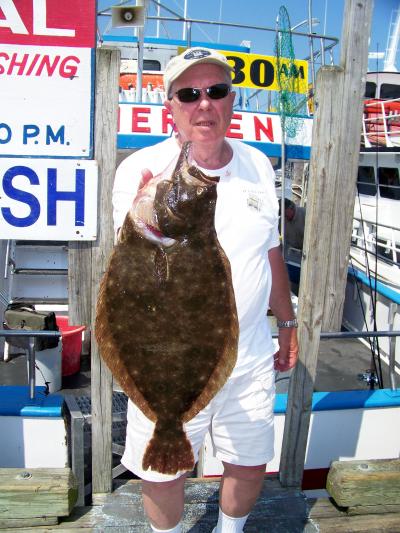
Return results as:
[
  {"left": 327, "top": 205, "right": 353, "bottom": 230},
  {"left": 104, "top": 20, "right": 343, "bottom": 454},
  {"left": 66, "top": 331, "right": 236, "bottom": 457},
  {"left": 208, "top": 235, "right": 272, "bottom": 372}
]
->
[{"left": 198, "top": 94, "right": 212, "bottom": 108}]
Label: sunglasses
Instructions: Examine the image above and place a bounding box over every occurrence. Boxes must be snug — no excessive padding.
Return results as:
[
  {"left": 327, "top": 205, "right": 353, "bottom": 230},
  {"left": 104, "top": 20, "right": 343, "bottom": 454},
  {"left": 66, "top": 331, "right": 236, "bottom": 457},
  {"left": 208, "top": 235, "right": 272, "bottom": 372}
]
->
[{"left": 172, "top": 83, "right": 231, "bottom": 103}]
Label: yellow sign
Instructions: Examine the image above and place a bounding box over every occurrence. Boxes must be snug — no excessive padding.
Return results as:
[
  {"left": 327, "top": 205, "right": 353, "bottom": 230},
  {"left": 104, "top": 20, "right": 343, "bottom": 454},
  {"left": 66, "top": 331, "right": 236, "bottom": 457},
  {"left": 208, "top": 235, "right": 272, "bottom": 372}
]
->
[
  {"left": 177, "top": 47, "right": 308, "bottom": 94},
  {"left": 221, "top": 50, "right": 308, "bottom": 94}
]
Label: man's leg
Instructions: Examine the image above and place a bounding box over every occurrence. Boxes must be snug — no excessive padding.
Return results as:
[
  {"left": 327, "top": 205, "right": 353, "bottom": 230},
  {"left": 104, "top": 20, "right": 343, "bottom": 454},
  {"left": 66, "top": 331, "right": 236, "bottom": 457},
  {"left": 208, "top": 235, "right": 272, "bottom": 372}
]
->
[
  {"left": 219, "top": 462, "right": 266, "bottom": 517},
  {"left": 142, "top": 474, "right": 186, "bottom": 530}
]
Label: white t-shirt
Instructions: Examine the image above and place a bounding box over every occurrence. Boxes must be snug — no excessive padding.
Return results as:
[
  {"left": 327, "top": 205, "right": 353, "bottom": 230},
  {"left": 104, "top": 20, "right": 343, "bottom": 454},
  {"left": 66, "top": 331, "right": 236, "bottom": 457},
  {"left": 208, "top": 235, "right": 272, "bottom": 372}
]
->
[{"left": 113, "top": 137, "right": 280, "bottom": 377}]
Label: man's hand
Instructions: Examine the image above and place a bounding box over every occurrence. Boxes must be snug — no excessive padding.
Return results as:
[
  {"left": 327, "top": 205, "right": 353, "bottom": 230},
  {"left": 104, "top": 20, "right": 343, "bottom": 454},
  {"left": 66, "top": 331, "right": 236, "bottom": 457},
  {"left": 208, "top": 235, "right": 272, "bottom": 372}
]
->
[
  {"left": 138, "top": 168, "right": 153, "bottom": 191},
  {"left": 274, "top": 326, "right": 299, "bottom": 372}
]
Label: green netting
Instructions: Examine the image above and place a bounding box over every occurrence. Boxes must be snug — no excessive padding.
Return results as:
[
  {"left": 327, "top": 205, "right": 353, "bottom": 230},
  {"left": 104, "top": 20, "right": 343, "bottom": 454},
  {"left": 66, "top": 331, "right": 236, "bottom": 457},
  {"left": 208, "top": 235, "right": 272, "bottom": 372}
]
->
[{"left": 274, "top": 5, "right": 306, "bottom": 138}]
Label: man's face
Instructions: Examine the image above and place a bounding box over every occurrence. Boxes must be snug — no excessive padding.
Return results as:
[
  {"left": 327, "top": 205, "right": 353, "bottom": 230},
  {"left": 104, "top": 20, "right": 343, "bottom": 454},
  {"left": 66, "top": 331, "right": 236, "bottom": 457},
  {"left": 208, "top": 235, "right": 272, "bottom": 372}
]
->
[
  {"left": 164, "top": 63, "right": 235, "bottom": 146},
  {"left": 285, "top": 207, "right": 295, "bottom": 221}
]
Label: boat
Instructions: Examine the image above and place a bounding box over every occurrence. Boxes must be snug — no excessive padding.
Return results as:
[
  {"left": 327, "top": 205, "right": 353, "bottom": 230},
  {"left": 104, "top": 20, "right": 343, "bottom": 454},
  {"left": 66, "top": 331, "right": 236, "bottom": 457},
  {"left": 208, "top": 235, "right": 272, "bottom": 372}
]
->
[{"left": 342, "top": 71, "right": 400, "bottom": 390}]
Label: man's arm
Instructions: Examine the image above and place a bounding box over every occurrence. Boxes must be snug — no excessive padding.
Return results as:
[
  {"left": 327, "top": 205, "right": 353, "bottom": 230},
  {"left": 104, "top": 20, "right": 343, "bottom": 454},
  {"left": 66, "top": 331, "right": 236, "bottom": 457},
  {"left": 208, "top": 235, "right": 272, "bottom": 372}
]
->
[{"left": 268, "top": 246, "right": 299, "bottom": 372}]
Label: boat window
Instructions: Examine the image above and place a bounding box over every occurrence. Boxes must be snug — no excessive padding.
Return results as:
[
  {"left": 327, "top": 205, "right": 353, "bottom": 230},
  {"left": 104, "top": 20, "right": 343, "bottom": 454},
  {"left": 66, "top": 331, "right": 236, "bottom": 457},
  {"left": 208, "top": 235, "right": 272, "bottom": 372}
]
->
[
  {"left": 376, "top": 237, "right": 395, "bottom": 265},
  {"left": 380, "top": 83, "right": 400, "bottom": 100},
  {"left": 357, "top": 166, "right": 377, "bottom": 196},
  {"left": 144, "top": 59, "right": 161, "bottom": 71},
  {"left": 365, "top": 81, "right": 376, "bottom": 98},
  {"left": 378, "top": 167, "right": 400, "bottom": 200}
]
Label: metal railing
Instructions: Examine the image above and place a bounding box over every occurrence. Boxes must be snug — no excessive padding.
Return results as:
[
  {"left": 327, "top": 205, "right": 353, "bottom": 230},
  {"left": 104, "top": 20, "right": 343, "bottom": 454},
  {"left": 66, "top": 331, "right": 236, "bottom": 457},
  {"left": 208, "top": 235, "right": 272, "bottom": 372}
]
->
[{"left": 0, "top": 329, "right": 61, "bottom": 399}]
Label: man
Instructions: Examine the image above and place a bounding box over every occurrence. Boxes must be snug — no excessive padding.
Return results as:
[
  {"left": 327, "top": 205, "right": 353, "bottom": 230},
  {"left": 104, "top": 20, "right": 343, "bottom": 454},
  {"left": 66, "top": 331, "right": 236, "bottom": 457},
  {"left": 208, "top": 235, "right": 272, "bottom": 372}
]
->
[
  {"left": 113, "top": 47, "right": 298, "bottom": 533},
  {"left": 282, "top": 198, "right": 306, "bottom": 251}
]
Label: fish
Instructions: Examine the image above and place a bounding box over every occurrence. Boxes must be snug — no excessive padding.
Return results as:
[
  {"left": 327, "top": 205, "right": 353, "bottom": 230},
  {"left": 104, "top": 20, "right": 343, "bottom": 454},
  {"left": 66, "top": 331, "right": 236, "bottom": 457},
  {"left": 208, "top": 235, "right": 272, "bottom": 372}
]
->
[{"left": 95, "top": 142, "right": 239, "bottom": 475}]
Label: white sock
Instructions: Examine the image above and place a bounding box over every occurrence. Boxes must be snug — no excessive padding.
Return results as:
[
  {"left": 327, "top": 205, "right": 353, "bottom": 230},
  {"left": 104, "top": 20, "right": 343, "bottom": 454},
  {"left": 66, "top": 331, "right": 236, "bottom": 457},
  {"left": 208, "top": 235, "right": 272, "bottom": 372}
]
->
[
  {"left": 150, "top": 522, "right": 181, "bottom": 533},
  {"left": 213, "top": 508, "right": 249, "bottom": 532}
]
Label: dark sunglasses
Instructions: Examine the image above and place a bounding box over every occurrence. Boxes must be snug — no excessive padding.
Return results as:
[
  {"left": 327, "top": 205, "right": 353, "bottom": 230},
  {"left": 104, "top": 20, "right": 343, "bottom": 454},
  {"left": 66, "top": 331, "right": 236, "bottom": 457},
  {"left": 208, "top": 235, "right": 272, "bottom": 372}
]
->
[{"left": 172, "top": 83, "right": 231, "bottom": 103}]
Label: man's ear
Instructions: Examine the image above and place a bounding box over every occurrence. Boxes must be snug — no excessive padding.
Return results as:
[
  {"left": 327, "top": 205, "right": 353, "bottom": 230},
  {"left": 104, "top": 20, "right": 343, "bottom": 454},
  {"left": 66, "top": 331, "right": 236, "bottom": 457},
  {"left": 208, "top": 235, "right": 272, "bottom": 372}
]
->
[{"left": 164, "top": 99, "right": 172, "bottom": 114}]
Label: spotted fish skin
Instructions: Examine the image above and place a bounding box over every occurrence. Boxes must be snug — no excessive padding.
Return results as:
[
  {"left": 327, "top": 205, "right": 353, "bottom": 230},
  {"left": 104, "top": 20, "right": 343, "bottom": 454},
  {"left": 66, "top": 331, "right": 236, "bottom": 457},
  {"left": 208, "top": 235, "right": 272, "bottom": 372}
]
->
[{"left": 95, "top": 143, "right": 239, "bottom": 475}]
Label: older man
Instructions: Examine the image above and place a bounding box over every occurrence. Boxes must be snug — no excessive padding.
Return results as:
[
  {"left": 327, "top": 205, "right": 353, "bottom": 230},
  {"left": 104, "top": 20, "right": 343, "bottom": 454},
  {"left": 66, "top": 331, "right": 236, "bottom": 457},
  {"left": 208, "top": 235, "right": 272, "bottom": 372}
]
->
[{"left": 113, "top": 47, "right": 298, "bottom": 533}]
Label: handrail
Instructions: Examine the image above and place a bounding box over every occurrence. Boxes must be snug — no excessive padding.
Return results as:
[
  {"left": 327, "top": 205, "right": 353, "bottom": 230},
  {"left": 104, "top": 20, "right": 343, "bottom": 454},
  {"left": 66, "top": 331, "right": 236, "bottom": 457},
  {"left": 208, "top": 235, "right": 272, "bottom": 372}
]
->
[
  {"left": 98, "top": 12, "right": 339, "bottom": 46},
  {"left": 351, "top": 242, "right": 400, "bottom": 268},
  {"left": 271, "top": 330, "right": 400, "bottom": 340},
  {"left": 0, "top": 330, "right": 61, "bottom": 337},
  {"left": 353, "top": 215, "right": 400, "bottom": 233},
  {"left": 362, "top": 97, "right": 400, "bottom": 148}
]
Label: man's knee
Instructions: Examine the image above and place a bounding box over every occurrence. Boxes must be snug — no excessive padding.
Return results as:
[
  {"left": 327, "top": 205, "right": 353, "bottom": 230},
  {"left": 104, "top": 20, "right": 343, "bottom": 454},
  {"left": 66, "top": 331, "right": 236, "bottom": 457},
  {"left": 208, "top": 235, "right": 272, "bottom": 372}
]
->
[{"left": 222, "top": 462, "right": 266, "bottom": 482}]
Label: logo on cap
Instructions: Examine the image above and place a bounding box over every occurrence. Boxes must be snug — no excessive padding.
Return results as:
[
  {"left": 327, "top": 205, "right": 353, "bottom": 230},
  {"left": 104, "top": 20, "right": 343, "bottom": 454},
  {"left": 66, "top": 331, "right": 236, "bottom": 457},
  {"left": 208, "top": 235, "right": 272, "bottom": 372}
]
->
[{"left": 184, "top": 49, "right": 212, "bottom": 60}]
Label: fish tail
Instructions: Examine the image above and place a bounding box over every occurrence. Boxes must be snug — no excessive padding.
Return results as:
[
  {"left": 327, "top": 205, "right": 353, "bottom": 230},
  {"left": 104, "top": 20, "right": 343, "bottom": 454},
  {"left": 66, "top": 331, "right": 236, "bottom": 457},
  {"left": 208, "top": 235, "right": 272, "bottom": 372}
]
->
[{"left": 142, "top": 419, "right": 194, "bottom": 475}]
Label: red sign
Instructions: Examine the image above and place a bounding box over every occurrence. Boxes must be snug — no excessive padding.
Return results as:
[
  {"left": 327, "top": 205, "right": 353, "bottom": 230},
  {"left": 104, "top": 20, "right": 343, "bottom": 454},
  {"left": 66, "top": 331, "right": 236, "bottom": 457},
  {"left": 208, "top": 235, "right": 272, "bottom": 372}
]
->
[{"left": 0, "top": 0, "right": 96, "bottom": 47}]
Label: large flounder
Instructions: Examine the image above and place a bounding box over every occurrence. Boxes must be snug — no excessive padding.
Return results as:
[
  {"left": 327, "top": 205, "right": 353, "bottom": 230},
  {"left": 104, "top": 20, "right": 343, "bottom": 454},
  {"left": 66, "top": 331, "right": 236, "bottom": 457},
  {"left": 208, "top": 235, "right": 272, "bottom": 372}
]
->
[{"left": 95, "top": 142, "right": 239, "bottom": 475}]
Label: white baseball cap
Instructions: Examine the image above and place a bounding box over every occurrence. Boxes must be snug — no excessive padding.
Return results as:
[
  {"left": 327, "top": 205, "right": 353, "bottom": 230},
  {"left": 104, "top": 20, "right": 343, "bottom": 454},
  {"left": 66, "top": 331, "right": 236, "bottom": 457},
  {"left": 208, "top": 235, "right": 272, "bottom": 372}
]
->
[{"left": 163, "top": 47, "right": 234, "bottom": 98}]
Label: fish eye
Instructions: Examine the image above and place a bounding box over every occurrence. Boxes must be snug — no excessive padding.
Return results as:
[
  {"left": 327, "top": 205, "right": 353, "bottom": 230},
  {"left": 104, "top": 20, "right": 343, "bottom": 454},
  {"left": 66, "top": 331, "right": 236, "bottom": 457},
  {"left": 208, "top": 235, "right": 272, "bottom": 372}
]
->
[{"left": 196, "top": 187, "right": 206, "bottom": 196}]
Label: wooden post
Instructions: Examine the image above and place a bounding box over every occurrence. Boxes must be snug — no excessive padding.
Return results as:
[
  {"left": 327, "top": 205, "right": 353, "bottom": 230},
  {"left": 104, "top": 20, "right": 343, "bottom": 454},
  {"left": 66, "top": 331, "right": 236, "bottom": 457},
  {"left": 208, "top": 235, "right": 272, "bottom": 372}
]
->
[
  {"left": 326, "top": 459, "right": 400, "bottom": 508},
  {"left": 0, "top": 467, "right": 77, "bottom": 527},
  {"left": 279, "top": 0, "right": 374, "bottom": 487},
  {"left": 90, "top": 47, "right": 120, "bottom": 499},
  {"left": 68, "top": 242, "right": 92, "bottom": 327},
  {"left": 321, "top": 0, "right": 375, "bottom": 332}
]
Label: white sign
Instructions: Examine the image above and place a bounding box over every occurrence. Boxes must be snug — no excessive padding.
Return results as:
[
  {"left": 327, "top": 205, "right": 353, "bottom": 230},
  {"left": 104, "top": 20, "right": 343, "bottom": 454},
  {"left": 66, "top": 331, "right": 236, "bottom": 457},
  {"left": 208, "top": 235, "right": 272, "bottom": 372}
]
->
[
  {"left": 0, "top": 158, "right": 98, "bottom": 240},
  {"left": 0, "top": 0, "right": 96, "bottom": 158},
  {"left": 0, "top": 44, "right": 93, "bottom": 157},
  {"left": 117, "top": 103, "right": 313, "bottom": 160}
]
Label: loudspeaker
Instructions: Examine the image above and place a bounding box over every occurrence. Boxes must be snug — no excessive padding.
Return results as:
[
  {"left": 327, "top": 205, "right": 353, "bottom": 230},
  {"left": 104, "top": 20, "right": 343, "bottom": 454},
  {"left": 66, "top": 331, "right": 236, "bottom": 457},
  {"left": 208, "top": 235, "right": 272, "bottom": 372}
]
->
[{"left": 111, "top": 6, "right": 145, "bottom": 28}]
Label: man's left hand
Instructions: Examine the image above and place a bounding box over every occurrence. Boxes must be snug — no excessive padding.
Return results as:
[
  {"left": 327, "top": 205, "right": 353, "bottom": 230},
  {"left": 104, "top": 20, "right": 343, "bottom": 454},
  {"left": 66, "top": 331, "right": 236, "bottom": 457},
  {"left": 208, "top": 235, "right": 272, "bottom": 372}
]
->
[{"left": 274, "top": 327, "right": 299, "bottom": 372}]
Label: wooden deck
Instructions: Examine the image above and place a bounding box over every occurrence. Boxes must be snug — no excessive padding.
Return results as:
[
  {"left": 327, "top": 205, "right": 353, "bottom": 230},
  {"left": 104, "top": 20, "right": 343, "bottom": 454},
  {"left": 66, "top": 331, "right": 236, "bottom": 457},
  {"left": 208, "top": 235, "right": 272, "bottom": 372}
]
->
[{"left": 5, "top": 477, "right": 400, "bottom": 532}]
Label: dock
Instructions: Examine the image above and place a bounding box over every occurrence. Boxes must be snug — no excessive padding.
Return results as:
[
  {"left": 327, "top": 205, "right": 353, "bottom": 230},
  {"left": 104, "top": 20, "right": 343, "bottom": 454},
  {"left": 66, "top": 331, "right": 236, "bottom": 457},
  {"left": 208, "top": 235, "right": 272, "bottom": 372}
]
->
[{"left": 2, "top": 477, "right": 399, "bottom": 532}]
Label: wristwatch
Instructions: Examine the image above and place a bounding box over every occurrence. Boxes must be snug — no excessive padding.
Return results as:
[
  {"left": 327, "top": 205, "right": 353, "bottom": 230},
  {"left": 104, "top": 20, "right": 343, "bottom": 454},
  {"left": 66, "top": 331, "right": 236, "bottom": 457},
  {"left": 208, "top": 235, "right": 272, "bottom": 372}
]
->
[{"left": 277, "top": 318, "right": 298, "bottom": 328}]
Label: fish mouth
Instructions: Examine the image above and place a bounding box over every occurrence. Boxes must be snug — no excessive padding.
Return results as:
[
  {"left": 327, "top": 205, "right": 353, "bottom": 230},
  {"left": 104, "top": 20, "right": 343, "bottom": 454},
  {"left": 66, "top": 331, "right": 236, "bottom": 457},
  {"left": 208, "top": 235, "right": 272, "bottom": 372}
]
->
[
  {"left": 143, "top": 223, "right": 176, "bottom": 247},
  {"left": 145, "top": 224, "right": 164, "bottom": 238},
  {"left": 187, "top": 165, "right": 219, "bottom": 186}
]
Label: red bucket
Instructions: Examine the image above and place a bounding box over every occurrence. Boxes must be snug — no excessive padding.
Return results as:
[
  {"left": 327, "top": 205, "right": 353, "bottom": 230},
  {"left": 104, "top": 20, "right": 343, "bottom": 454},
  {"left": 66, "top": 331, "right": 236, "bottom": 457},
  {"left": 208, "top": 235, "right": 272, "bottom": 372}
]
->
[{"left": 56, "top": 316, "right": 86, "bottom": 376}]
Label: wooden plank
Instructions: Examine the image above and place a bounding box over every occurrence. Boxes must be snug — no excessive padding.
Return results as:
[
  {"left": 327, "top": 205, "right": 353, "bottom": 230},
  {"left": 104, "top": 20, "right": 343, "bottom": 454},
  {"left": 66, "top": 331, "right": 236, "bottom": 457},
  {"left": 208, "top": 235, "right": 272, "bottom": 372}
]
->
[
  {"left": 348, "top": 503, "right": 400, "bottom": 516},
  {"left": 308, "top": 496, "right": 400, "bottom": 518},
  {"left": 279, "top": 0, "right": 374, "bottom": 488},
  {"left": 90, "top": 47, "right": 120, "bottom": 497},
  {"left": 316, "top": 513, "right": 400, "bottom": 532},
  {"left": 307, "top": 497, "right": 348, "bottom": 519},
  {"left": 0, "top": 516, "right": 58, "bottom": 529},
  {"left": 0, "top": 468, "right": 77, "bottom": 519},
  {"left": 326, "top": 459, "right": 400, "bottom": 507}
]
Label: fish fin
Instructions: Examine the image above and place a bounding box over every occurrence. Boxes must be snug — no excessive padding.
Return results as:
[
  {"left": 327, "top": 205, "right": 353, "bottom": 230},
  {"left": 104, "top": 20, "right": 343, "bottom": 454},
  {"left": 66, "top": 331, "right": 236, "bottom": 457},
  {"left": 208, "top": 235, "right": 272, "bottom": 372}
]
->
[{"left": 142, "top": 420, "right": 194, "bottom": 475}]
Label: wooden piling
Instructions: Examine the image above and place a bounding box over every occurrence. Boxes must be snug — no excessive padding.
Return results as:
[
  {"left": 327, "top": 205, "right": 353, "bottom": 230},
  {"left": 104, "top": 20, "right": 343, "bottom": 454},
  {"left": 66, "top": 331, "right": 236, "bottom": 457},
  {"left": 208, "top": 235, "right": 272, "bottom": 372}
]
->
[
  {"left": 279, "top": 0, "right": 374, "bottom": 487},
  {"left": 90, "top": 47, "right": 120, "bottom": 499},
  {"left": 326, "top": 459, "right": 400, "bottom": 510},
  {"left": 0, "top": 467, "right": 77, "bottom": 527}
]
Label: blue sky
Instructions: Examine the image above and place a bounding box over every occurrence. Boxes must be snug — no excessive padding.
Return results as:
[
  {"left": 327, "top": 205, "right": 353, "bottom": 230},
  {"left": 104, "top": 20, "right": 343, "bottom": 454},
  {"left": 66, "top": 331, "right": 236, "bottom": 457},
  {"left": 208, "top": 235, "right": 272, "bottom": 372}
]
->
[{"left": 98, "top": 1, "right": 399, "bottom": 72}]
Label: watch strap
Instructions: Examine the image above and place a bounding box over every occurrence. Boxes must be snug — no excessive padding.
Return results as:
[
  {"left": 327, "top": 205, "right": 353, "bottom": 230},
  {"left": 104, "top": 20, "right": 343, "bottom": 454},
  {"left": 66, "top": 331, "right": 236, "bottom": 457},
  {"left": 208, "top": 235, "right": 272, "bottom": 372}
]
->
[{"left": 277, "top": 318, "right": 298, "bottom": 328}]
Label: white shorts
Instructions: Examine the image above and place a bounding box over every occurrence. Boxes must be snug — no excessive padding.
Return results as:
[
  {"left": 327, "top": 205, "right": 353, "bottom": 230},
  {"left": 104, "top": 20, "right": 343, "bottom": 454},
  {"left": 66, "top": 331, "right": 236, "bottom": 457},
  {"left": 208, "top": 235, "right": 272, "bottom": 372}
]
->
[{"left": 121, "top": 363, "right": 275, "bottom": 482}]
